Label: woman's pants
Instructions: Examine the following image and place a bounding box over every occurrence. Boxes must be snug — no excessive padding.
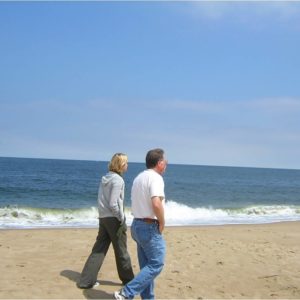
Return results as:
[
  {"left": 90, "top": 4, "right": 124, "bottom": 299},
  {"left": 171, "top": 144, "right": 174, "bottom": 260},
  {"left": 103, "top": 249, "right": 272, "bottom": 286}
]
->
[{"left": 78, "top": 217, "right": 134, "bottom": 288}]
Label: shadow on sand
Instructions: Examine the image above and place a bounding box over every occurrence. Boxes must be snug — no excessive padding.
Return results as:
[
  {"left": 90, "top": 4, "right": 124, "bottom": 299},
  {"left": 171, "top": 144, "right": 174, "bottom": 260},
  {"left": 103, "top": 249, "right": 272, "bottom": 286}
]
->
[{"left": 60, "top": 269, "right": 120, "bottom": 299}]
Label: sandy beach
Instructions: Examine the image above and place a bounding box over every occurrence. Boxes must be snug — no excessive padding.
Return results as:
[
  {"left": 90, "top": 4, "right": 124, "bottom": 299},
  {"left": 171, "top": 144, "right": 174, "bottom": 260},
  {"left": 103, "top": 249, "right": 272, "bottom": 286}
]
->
[{"left": 0, "top": 221, "right": 300, "bottom": 299}]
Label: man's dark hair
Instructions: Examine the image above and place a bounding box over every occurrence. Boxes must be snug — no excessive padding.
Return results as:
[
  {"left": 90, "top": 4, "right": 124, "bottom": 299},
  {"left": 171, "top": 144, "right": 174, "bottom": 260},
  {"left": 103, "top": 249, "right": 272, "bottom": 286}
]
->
[{"left": 146, "top": 148, "right": 164, "bottom": 169}]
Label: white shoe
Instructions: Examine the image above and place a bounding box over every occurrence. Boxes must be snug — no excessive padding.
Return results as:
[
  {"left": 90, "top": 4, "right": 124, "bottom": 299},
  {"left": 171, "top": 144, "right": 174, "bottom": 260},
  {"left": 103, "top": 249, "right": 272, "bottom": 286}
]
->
[
  {"left": 114, "top": 290, "right": 127, "bottom": 300},
  {"left": 93, "top": 281, "right": 100, "bottom": 288}
]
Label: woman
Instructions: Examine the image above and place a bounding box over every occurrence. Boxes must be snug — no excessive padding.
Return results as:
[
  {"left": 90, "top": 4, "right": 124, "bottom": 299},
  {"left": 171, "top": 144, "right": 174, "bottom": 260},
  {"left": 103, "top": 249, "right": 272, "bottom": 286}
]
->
[{"left": 77, "top": 153, "right": 134, "bottom": 289}]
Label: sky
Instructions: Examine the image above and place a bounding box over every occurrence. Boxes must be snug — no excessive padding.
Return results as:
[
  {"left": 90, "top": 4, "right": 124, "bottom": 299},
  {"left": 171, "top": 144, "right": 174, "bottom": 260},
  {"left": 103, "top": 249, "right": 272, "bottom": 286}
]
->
[{"left": 0, "top": 1, "right": 300, "bottom": 169}]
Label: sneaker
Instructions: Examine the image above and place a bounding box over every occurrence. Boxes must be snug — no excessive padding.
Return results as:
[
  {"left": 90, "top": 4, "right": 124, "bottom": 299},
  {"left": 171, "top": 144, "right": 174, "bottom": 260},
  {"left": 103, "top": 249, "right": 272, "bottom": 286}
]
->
[
  {"left": 77, "top": 281, "right": 99, "bottom": 289},
  {"left": 114, "top": 290, "right": 127, "bottom": 300}
]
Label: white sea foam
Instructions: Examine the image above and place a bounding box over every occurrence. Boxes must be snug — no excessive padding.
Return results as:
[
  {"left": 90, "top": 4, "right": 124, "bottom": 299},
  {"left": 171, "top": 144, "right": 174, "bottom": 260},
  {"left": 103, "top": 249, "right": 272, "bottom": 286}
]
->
[
  {"left": 0, "top": 206, "right": 99, "bottom": 229},
  {"left": 165, "top": 200, "right": 300, "bottom": 225},
  {"left": 1, "top": 201, "right": 300, "bottom": 229}
]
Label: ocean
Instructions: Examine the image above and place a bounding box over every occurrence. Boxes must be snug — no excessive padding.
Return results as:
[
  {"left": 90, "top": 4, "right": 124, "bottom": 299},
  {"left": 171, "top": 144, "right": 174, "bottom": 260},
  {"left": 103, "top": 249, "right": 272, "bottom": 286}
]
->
[{"left": 1, "top": 157, "right": 300, "bottom": 229}]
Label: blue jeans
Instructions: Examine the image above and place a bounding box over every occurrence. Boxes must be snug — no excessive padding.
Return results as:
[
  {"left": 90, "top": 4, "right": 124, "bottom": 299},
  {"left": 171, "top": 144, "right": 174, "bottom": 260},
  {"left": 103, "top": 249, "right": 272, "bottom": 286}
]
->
[{"left": 122, "top": 219, "right": 166, "bottom": 299}]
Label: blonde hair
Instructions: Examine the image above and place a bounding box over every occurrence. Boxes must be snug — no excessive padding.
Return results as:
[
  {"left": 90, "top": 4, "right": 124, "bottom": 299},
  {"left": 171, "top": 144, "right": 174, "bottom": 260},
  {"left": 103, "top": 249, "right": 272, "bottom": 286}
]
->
[{"left": 108, "top": 153, "right": 128, "bottom": 174}]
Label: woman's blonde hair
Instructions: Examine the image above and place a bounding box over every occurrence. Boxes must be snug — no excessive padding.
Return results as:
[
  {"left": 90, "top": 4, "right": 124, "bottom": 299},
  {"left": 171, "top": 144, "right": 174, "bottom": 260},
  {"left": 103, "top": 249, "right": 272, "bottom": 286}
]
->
[{"left": 108, "top": 153, "right": 128, "bottom": 174}]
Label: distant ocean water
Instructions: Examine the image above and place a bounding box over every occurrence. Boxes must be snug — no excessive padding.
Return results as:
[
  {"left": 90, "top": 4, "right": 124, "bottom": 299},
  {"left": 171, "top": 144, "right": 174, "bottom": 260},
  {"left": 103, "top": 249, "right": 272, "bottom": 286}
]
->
[{"left": 1, "top": 157, "right": 300, "bottom": 229}]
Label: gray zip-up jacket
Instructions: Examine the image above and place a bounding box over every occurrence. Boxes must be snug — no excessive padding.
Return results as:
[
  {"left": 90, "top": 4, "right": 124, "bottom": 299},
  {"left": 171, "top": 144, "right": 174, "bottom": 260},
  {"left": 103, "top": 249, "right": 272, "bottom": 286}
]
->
[{"left": 97, "top": 171, "right": 125, "bottom": 223}]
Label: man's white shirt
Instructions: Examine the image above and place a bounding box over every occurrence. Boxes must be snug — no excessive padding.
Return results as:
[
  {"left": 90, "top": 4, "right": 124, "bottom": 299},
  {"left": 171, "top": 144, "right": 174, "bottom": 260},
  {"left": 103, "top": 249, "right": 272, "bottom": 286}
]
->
[{"left": 131, "top": 169, "right": 165, "bottom": 219}]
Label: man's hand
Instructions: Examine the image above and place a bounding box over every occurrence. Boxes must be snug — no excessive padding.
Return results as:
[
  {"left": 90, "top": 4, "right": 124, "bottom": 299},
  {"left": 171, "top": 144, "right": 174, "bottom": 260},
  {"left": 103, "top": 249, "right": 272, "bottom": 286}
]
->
[
  {"left": 158, "top": 220, "right": 165, "bottom": 234},
  {"left": 152, "top": 196, "right": 165, "bottom": 234}
]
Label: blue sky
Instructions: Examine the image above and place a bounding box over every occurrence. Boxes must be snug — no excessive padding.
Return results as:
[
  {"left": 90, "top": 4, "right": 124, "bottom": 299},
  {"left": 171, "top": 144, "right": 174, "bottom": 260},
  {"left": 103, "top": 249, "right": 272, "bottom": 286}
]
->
[{"left": 0, "top": 2, "right": 300, "bottom": 169}]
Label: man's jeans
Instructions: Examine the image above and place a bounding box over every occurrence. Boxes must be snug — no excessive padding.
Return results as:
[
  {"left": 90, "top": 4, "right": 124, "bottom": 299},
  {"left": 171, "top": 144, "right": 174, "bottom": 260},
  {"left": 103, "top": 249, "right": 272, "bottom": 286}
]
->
[{"left": 123, "top": 219, "right": 166, "bottom": 299}]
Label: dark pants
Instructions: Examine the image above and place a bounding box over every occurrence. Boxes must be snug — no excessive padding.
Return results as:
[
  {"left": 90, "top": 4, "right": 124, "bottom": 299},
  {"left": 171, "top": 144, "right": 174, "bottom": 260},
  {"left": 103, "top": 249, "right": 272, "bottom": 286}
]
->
[{"left": 78, "top": 217, "right": 134, "bottom": 288}]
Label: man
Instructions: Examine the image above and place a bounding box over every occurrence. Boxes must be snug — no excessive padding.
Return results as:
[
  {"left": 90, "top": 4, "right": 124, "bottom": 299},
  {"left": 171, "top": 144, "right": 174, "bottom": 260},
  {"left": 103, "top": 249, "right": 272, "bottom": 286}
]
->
[{"left": 114, "top": 148, "right": 167, "bottom": 300}]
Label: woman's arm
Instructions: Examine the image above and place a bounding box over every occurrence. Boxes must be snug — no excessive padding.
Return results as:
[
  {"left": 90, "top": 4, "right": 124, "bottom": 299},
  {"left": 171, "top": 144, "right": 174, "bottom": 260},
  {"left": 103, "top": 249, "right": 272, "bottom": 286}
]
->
[{"left": 109, "top": 178, "right": 125, "bottom": 223}]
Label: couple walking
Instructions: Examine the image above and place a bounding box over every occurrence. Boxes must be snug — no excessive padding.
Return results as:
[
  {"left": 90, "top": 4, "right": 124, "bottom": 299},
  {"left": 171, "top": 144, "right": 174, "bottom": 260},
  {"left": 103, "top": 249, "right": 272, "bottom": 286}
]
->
[{"left": 77, "top": 148, "right": 168, "bottom": 299}]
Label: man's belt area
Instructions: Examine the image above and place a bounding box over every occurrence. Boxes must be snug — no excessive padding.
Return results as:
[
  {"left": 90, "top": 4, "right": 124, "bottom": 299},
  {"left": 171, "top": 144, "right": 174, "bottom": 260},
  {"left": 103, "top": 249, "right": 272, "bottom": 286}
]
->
[{"left": 135, "top": 218, "right": 159, "bottom": 224}]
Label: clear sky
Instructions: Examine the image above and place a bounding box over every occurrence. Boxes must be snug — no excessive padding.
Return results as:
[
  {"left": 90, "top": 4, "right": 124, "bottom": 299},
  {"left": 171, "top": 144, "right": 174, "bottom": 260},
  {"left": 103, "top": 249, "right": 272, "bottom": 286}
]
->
[{"left": 1, "top": 1, "right": 300, "bottom": 169}]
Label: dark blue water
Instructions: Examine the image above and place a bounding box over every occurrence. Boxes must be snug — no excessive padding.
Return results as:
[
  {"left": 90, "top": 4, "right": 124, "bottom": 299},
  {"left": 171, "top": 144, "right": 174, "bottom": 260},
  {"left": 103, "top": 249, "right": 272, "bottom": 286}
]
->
[
  {"left": 165, "top": 164, "right": 300, "bottom": 208},
  {"left": 1, "top": 157, "right": 300, "bottom": 228}
]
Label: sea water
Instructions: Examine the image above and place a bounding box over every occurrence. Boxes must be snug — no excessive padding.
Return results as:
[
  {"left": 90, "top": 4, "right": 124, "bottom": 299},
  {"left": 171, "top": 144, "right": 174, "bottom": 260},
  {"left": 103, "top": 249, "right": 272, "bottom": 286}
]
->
[{"left": 1, "top": 157, "right": 300, "bottom": 229}]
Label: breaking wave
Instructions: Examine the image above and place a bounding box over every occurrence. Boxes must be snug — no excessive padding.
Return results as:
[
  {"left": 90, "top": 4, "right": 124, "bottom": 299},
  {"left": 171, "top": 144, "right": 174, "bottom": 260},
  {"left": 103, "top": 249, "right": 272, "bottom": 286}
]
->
[{"left": 1, "top": 200, "right": 300, "bottom": 229}]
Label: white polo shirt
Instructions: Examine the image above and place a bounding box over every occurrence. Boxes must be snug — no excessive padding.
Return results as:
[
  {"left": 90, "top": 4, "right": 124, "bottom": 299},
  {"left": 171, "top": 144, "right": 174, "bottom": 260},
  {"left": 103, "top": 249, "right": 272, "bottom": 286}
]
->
[{"left": 131, "top": 169, "right": 165, "bottom": 219}]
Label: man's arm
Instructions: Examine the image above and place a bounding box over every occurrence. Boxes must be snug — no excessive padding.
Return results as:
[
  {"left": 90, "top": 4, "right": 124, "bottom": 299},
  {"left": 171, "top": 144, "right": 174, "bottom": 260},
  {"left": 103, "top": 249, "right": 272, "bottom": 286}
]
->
[{"left": 152, "top": 196, "right": 165, "bottom": 233}]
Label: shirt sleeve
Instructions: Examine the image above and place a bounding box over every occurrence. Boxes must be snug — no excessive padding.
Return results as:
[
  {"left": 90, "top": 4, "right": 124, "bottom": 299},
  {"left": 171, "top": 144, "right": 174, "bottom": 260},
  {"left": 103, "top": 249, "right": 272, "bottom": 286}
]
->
[
  {"left": 149, "top": 176, "right": 165, "bottom": 199},
  {"left": 109, "top": 178, "right": 125, "bottom": 222}
]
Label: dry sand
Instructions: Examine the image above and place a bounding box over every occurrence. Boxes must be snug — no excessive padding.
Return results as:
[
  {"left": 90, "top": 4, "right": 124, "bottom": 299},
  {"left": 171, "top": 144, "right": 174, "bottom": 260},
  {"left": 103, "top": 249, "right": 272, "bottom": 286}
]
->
[{"left": 0, "top": 221, "right": 300, "bottom": 299}]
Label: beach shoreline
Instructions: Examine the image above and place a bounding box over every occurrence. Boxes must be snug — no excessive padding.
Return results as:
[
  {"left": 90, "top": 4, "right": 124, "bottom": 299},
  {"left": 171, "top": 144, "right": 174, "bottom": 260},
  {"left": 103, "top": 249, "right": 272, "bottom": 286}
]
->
[{"left": 1, "top": 221, "right": 300, "bottom": 299}]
